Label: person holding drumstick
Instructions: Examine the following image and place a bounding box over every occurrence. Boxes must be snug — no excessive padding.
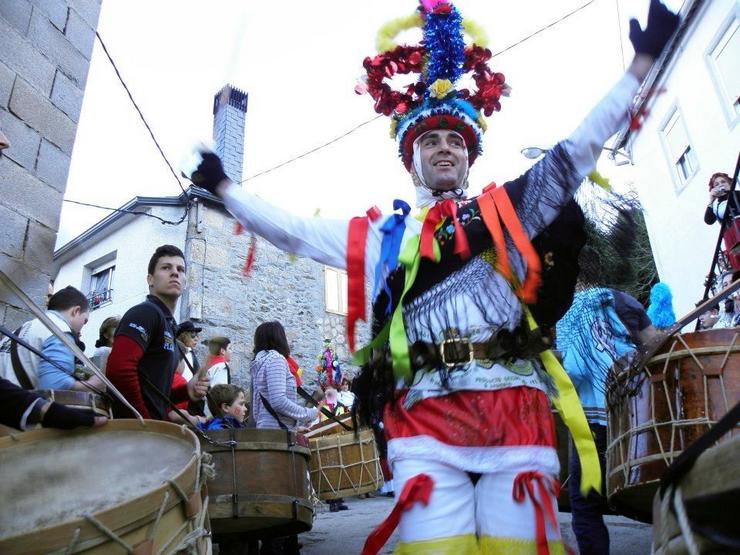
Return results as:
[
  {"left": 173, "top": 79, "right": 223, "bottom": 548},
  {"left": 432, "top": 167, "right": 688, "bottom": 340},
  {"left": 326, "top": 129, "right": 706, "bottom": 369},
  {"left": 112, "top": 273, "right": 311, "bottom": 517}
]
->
[
  {"left": 107, "top": 245, "right": 210, "bottom": 419},
  {"left": 556, "top": 286, "right": 656, "bottom": 554},
  {"left": 0, "top": 375, "right": 107, "bottom": 430}
]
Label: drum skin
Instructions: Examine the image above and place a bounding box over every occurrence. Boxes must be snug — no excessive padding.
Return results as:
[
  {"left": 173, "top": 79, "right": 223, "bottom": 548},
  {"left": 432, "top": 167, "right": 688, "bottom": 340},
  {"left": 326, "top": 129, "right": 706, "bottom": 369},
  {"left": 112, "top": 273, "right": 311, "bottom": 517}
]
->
[
  {"left": 199, "top": 428, "right": 313, "bottom": 538},
  {"left": 36, "top": 389, "right": 113, "bottom": 418},
  {"left": 309, "top": 427, "right": 382, "bottom": 501},
  {"left": 0, "top": 419, "right": 208, "bottom": 555},
  {"left": 606, "top": 328, "right": 740, "bottom": 521}
]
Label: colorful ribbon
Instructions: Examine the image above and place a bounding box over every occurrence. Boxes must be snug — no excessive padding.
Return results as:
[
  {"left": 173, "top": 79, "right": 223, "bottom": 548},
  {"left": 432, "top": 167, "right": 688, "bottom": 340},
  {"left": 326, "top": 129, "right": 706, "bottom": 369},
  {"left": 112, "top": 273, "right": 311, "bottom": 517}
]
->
[
  {"left": 374, "top": 199, "right": 411, "bottom": 314},
  {"left": 478, "top": 184, "right": 541, "bottom": 303},
  {"left": 419, "top": 198, "right": 470, "bottom": 262},
  {"left": 346, "top": 207, "right": 382, "bottom": 352},
  {"left": 361, "top": 473, "right": 434, "bottom": 555},
  {"left": 512, "top": 471, "right": 559, "bottom": 555},
  {"left": 388, "top": 234, "right": 424, "bottom": 383}
]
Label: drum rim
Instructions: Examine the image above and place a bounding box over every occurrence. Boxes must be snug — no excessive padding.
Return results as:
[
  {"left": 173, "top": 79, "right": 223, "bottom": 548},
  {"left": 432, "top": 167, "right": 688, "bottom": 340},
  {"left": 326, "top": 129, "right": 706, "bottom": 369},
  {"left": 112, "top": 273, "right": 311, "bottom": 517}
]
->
[
  {"left": 35, "top": 388, "right": 111, "bottom": 406},
  {"left": 0, "top": 419, "right": 201, "bottom": 553},
  {"left": 200, "top": 427, "right": 312, "bottom": 457}
]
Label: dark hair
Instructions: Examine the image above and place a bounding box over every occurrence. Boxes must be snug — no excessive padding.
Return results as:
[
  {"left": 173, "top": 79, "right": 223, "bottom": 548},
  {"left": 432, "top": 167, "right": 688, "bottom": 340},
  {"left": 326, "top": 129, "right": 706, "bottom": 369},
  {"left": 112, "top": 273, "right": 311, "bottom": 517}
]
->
[
  {"left": 47, "top": 286, "right": 89, "bottom": 313},
  {"left": 207, "top": 384, "right": 245, "bottom": 418},
  {"left": 147, "top": 244, "right": 186, "bottom": 275},
  {"left": 253, "top": 321, "right": 290, "bottom": 358},
  {"left": 95, "top": 316, "right": 120, "bottom": 348},
  {"left": 207, "top": 336, "right": 231, "bottom": 356}
]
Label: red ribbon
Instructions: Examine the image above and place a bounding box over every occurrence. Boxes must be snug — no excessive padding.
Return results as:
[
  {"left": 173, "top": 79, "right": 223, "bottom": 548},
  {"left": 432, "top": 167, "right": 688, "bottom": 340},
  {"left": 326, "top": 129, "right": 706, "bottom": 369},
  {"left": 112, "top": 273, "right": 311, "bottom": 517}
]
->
[
  {"left": 512, "top": 471, "right": 560, "bottom": 555},
  {"left": 361, "top": 473, "right": 434, "bottom": 555},
  {"left": 478, "top": 184, "right": 541, "bottom": 303},
  {"left": 346, "top": 207, "right": 381, "bottom": 352},
  {"left": 419, "top": 199, "right": 470, "bottom": 262},
  {"left": 234, "top": 223, "right": 257, "bottom": 278}
]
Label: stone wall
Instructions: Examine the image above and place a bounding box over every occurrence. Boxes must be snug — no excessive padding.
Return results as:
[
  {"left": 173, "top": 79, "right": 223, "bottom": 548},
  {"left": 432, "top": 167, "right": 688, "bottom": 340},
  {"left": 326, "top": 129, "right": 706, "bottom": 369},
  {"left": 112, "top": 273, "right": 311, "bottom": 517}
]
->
[
  {"left": 0, "top": 0, "right": 101, "bottom": 326},
  {"left": 181, "top": 199, "right": 370, "bottom": 392}
]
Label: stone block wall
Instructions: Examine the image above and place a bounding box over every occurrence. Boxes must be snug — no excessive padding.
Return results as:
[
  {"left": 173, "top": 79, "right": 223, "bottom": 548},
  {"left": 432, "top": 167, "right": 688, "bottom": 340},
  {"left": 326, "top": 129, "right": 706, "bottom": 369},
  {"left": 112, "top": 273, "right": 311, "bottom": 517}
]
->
[
  {"left": 182, "top": 200, "right": 370, "bottom": 393},
  {"left": 0, "top": 0, "right": 101, "bottom": 327}
]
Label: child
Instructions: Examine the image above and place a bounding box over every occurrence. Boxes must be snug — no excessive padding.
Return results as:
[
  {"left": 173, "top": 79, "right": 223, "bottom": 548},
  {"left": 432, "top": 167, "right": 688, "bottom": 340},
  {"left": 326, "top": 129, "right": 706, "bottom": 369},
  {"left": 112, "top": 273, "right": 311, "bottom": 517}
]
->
[{"left": 199, "top": 384, "right": 248, "bottom": 430}]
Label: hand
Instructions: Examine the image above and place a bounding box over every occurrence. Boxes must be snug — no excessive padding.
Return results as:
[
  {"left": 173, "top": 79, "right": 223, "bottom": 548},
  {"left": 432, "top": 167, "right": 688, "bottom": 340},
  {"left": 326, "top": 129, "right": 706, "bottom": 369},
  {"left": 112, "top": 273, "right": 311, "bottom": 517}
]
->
[
  {"left": 629, "top": 0, "right": 680, "bottom": 59},
  {"left": 41, "top": 401, "right": 105, "bottom": 430},
  {"left": 187, "top": 373, "right": 210, "bottom": 401},
  {"left": 189, "top": 149, "right": 229, "bottom": 195}
]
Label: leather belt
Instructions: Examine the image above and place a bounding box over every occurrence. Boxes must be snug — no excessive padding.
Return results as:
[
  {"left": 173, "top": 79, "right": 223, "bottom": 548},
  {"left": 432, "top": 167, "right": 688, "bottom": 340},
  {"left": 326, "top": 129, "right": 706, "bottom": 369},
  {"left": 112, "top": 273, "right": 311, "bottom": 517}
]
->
[{"left": 408, "top": 326, "right": 551, "bottom": 370}]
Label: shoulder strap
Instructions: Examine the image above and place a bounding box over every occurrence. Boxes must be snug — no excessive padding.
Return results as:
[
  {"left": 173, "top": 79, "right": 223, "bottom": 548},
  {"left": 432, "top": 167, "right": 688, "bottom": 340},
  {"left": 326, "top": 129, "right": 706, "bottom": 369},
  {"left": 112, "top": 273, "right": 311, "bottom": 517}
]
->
[
  {"left": 259, "top": 393, "right": 289, "bottom": 431},
  {"left": 225, "top": 362, "right": 232, "bottom": 384},
  {"left": 9, "top": 326, "right": 34, "bottom": 390}
]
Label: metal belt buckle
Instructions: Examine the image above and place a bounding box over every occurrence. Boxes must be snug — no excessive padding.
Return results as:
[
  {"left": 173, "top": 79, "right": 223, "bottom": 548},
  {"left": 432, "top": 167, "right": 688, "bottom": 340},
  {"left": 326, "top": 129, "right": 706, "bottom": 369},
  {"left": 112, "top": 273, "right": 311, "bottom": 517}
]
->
[{"left": 440, "top": 337, "right": 474, "bottom": 368}]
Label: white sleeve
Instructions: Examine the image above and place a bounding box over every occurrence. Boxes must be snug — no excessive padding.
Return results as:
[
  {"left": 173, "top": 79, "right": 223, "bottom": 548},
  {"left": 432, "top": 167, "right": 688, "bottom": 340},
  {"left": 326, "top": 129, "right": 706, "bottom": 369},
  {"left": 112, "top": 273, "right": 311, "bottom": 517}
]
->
[
  {"left": 222, "top": 183, "right": 385, "bottom": 281},
  {"left": 565, "top": 72, "right": 641, "bottom": 176}
]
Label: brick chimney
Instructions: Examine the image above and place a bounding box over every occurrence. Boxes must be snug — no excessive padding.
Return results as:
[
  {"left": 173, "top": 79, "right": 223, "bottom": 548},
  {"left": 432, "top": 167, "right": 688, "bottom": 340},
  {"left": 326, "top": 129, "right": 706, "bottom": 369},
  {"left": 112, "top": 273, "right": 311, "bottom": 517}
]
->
[{"left": 212, "top": 84, "right": 248, "bottom": 184}]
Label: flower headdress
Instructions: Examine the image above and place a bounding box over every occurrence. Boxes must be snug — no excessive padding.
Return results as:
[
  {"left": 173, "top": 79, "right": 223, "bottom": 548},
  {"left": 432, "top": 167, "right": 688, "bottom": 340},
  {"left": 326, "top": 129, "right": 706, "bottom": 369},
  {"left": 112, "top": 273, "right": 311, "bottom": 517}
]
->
[{"left": 356, "top": 0, "right": 510, "bottom": 170}]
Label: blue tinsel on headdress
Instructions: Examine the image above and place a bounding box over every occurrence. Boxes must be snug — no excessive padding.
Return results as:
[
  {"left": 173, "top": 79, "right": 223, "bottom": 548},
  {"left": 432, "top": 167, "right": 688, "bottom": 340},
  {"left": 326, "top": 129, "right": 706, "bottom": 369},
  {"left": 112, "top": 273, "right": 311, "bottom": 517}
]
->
[
  {"left": 646, "top": 282, "right": 676, "bottom": 329},
  {"left": 423, "top": 5, "right": 465, "bottom": 90}
]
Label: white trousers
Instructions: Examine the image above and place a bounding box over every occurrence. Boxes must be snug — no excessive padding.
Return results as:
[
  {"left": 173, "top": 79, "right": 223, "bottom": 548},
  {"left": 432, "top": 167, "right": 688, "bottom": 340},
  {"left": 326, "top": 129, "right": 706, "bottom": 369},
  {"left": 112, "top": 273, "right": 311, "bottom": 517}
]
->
[{"left": 393, "top": 458, "right": 564, "bottom": 554}]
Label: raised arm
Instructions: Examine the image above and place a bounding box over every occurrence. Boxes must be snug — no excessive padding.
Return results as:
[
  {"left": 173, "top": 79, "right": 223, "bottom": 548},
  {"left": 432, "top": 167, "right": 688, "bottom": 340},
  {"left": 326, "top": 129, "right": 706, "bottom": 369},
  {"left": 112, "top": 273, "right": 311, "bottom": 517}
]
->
[
  {"left": 504, "top": 1, "right": 679, "bottom": 238},
  {"left": 191, "top": 152, "right": 384, "bottom": 276}
]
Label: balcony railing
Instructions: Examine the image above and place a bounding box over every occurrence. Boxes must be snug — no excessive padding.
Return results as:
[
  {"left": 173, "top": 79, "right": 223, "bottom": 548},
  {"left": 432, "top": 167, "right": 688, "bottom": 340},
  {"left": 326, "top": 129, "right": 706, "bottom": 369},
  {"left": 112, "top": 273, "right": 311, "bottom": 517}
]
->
[{"left": 88, "top": 288, "right": 113, "bottom": 310}]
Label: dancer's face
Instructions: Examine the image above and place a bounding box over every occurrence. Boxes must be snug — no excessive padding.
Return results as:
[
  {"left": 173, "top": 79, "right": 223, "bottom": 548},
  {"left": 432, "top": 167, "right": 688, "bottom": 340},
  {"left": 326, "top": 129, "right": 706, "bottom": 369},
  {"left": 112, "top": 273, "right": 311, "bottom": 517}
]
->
[{"left": 417, "top": 130, "right": 469, "bottom": 191}]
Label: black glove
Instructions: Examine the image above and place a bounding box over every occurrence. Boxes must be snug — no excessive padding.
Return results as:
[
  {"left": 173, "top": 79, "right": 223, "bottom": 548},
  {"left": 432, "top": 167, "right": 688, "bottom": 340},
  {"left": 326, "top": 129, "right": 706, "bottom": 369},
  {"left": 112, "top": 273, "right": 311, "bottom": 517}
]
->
[
  {"left": 629, "top": 0, "right": 680, "bottom": 58},
  {"left": 41, "top": 402, "right": 96, "bottom": 430},
  {"left": 190, "top": 150, "right": 228, "bottom": 195}
]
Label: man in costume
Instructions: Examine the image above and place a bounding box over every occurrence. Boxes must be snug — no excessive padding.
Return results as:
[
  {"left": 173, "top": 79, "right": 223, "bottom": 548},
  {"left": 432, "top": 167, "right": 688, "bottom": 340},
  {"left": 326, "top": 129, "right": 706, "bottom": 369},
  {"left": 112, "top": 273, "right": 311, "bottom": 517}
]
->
[
  {"left": 189, "top": 1, "right": 678, "bottom": 552},
  {"left": 556, "top": 287, "right": 656, "bottom": 554},
  {"left": 107, "top": 245, "right": 210, "bottom": 419}
]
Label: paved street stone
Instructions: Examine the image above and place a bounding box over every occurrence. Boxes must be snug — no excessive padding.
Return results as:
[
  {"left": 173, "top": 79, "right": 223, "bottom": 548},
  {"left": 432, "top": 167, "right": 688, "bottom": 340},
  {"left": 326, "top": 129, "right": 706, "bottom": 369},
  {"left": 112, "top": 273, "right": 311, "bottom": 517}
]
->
[{"left": 300, "top": 496, "right": 652, "bottom": 554}]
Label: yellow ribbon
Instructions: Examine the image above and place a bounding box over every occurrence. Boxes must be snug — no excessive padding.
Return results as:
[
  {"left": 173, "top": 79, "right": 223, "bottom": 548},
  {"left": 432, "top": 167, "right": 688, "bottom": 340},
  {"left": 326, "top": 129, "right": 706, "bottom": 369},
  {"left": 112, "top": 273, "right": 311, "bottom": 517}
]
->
[{"left": 525, "top": 310, "right": 601, "bottom": 495}]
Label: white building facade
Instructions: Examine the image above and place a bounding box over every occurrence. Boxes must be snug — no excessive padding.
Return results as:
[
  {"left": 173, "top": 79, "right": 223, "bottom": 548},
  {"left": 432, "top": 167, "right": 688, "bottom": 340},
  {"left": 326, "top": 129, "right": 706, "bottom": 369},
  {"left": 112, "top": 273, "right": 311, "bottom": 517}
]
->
[{"left": 616, "top": 0, "right": 739, "bottom": 317}]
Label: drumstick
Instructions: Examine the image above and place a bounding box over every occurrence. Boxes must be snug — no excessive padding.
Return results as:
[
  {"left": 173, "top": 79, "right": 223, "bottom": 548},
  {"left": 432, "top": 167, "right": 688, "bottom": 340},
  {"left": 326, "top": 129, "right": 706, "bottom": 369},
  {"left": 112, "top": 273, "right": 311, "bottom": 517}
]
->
[
  {"left": 636, "top": 277, "right": 740, "bottom": 366},
  {"left": 0, "top": 270, "right": 145, "bottom": 422}
]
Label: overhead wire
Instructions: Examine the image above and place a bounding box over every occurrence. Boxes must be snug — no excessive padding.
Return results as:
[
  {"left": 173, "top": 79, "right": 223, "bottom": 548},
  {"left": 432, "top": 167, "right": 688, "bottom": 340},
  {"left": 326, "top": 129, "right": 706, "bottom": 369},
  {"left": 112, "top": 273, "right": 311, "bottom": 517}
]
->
[
  {"left": 63, "top": 198, "right": 189, "bottom": 226},
  {"left": 491, "top": 0, "right": 598, "bottom": 58},
  {"left": 77, "top": 2, "right": 606, "bottom": 220}
]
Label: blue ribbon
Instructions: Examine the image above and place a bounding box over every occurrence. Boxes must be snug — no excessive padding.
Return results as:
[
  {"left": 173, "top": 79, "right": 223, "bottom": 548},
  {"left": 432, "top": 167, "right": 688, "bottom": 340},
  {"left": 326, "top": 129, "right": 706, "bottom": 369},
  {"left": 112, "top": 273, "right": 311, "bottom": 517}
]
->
[{"left": 373, "top": 199, "right": 411, "bottom": 315}]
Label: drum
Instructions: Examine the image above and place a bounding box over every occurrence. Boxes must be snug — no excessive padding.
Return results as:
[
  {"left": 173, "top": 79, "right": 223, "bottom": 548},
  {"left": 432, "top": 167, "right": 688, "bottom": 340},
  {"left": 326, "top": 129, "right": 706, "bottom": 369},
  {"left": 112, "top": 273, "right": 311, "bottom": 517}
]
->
[
  {"left": 36, "top": 389, "right": 113, "bottom": 418},
  {"left": 199, "top": 428, "right": 313, "bottom": 538},
  {"left": 308, "top": 427, "right": 383, "bottom": 500},
  {"left": 306, "top": 413, "right": 354, "bottom": 438},
  {"left": 652, "top": 435, "right": 740, "bottom": 554},
  {"left": 723, "top": 216, "right": 740, "bottom": 270},
  {"left": 606, "top": 328, "right": 740, "bottom": 521},
  {"left": 0, "top": 419, "right": 210, "bottom": 555}
]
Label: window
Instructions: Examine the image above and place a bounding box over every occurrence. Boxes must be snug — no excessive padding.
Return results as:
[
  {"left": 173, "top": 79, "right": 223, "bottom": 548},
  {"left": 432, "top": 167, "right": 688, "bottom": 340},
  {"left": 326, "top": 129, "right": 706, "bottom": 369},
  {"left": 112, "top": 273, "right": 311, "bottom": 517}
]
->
[
  {"left": 660, "top": 107, "right": 698, "bottom": 192},
  {"left": 324, "top": 266, "right": 348, "bottom": 315},
  {"left": 88, "top": 265, "right": 114, "bottom": 310},
  {"left": 707, "top": 13, "right": 740, "bottom": 126}
]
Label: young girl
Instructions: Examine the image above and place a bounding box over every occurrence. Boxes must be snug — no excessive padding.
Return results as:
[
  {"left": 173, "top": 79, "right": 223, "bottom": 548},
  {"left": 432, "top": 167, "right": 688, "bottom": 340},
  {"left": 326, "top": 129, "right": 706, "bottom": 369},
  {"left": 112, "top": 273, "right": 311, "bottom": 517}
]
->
[{"left": 200, "top": 384, "right": 248, "bottom": 430}]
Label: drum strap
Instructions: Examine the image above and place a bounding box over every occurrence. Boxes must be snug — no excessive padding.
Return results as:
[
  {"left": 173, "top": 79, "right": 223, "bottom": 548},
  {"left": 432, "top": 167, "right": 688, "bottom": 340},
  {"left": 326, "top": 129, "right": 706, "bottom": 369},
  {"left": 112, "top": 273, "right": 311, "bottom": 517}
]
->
[
  {"left": 229, "top": 427, "right": 239, "bottom": 519},
  {"left": 259, "top": 393, "right": 290, "bottom": 432},
  {"left": 8, "top": 326, "right": 33, "bottom": 390}
]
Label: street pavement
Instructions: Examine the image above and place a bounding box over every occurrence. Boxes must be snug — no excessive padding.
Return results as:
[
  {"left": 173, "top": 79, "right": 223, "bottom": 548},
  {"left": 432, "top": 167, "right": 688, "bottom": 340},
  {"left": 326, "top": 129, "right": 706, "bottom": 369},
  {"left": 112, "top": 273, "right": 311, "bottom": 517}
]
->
[{"left": 301, "top": 496, "right": 652, "bottom": 554}]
